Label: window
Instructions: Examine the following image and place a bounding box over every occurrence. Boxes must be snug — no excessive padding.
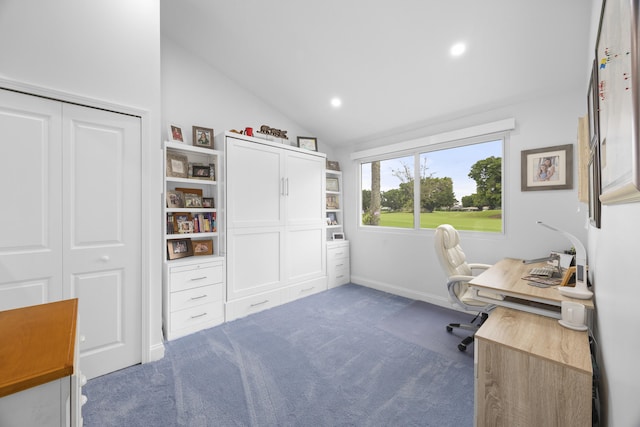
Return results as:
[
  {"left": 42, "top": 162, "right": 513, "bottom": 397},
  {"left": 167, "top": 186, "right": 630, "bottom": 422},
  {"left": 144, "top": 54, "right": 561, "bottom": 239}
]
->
[{"left": 360, "top": 138, "right": 503, "bottom": 232}]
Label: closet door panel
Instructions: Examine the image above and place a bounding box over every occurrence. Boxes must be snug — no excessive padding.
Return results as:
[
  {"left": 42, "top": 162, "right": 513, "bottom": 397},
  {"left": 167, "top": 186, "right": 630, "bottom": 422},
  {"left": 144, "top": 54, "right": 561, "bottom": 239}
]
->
[
  {"left": 62, "top": 104, "right": 142, "bottom": 379},
  {"left": 226, "top": 137, "right": 284, "bottom": 228},
  {"left": 286, "top": 226, "right": 325, "bottom": 282},
  {"left": 0, "top": 89, "right": 63, "bottom": 306},
  {"left": 285, "top": 151, "right": 324, "bottom": 226}
]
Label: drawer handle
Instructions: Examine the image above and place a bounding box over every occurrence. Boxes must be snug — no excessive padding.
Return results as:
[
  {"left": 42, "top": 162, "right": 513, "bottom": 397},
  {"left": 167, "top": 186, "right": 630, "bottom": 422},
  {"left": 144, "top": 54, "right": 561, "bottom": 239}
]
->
[
  {"left": 335, "top": 252, "right": 344, "bottom": 256},
  {"left": 301, "top": 287, "right": 314, "bottom": 293},
  {"left": 250, "top": 300, "right": 269, "bottom": 307},
  {"left": 190, "top": 276, "right": 207, "bottom": 281},
  {"left": 336, "top": 263, "right": 344, "bottom": 267},
  {"left": 190, "top": 294, "right": 208, "bottom": 300},
  {"left": 336, "top": 275, "right": 344, "bottom": 279},
  {"left": 191, "top": 312, "right": 207, "bottom": 319}
]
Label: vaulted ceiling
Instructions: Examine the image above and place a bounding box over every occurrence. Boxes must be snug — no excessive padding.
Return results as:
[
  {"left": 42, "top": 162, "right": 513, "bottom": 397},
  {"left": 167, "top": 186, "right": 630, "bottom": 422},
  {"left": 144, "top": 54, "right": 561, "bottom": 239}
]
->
[{"left": 161, "top": 0, "right": 593, "bottom": 148}]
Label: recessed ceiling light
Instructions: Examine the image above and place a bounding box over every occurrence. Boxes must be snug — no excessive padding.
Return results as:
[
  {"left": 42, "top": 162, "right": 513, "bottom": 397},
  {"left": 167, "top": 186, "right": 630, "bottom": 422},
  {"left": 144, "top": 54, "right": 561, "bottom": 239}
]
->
[
  {"left": 331, "top": 97, "right": 342, "bottom": 108},
  {"left": 450, "top": 42, "right": 466, "bottom": 57}
]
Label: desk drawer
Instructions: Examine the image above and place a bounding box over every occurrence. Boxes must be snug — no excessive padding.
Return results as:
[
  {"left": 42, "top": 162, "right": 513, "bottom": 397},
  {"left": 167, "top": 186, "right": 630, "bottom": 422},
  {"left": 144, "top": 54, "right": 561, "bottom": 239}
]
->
[{"left": 170, "top": 283, "right": 223, "bottom": 313}]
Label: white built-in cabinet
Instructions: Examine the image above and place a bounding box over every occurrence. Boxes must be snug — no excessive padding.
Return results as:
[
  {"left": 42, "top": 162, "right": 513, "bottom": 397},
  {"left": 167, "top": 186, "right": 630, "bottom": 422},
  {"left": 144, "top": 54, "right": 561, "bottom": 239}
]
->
[
  {"left": 0, "top": 88, "right": 142, "bottom": 381},
  {"left": 325, "top": 167, "right": 350, "bottom": 287},
  {"left": 162, "top": 141, "right": 225, "bottom": 340},
  {"left": 225, "top": 133, "right": 327, "bottom": 320}
]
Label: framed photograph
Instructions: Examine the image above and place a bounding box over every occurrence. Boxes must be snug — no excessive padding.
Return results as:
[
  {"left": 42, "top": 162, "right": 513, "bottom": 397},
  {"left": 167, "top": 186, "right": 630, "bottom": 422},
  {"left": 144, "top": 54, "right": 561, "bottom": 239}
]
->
[
  {"left": 184, "top": 193, "right": 203, "bottom": 208},
  {"left": 326, "top": 194, "right": 340, "bottom": 209},
  {"left": 166, "top": 152, "right": 189, "bottom": 178},
  {"left": 166, "top": 190, "right": 185, "bottom": 208},
  {"left": 326, "top": 160, "right": 341, "bottom": 171},
  {"left": 326, "top": 177, "right": 340, "bottom": 192},
  {"left": 202, "top": 197, "right": 215, "bottom": 208},
  {"left": 193, "top": 239, "right": 213, "bottom": 256},
  {"left": 327, "top": 212, "right": 338, "bottom": 225},
  {"left": 297, "top": 136, "right": 318, "bottom": 151},
  {"left": 589, "top": 141, "right": 602, "bottom": 228},
  {"left": 175, "top": 187, "right": 203, "bottom": 197},
  {"left": 168, "top": 125, "right": 185, "bottom": 143},
  {"left": 332, "top": 232, "right": 345, "bottom": 240},
  {"left": 191, "top": 164, "right": 212, "bottom": 179},
  {"left": 521, "top": 144, "right": 574, "bottom": 191},
  {"left": 167, "top": 238, "right": 193, "bottom": 260},
  {"left": 595, "top": 0, "right": 640, "bottom": 204},
  {"left": 173, "top": 213, "right": 193, "bottom": 234},
  {"left": 193, "top": 126, "right": 214, "bottom": 149}
]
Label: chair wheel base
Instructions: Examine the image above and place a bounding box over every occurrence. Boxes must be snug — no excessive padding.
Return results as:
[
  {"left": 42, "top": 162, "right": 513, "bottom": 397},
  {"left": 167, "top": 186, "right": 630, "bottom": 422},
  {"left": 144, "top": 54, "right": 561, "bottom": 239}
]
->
[
  {"left": 446, "top": 326, "right": 453, "bottom": 333},
  {"left": 458, "top": 343, "right": 467, "bottom": 351}
]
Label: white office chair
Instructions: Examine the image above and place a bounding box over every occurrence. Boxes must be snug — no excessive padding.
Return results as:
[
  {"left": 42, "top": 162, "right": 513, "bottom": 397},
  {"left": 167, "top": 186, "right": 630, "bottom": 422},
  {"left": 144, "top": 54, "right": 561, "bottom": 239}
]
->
[{"left": 434, "top": 224, "right": 499, "bottom": 351}]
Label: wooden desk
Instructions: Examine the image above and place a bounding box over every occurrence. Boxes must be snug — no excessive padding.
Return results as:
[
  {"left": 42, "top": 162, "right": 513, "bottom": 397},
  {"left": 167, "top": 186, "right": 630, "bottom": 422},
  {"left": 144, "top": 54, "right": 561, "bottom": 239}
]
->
[
  {"left": 475, "top": 307, "right": 592, "bottom": 426},
  {"left": 0, "top": 299, "right": 82, "bottom": 426},
  {"left": 469, "top": 258, "right": 594, "bottom": 318}
]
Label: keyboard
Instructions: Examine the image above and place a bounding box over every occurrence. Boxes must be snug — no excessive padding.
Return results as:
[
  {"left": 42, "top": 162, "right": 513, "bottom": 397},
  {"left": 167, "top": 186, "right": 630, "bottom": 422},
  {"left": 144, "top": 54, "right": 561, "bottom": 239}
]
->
[{"left": 529, "top": 267, "right": 554, "bottom": 277}]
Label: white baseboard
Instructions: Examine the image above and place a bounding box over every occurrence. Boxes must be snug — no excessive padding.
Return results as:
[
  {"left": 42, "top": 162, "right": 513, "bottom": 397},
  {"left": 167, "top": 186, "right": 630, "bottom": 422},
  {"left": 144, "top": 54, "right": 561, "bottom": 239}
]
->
[
  {"left": 147, "top": 341, "right": 165, "bottom": 362},
  {"left": 350, "top": 274, "right": 454, "bottom": 310}
]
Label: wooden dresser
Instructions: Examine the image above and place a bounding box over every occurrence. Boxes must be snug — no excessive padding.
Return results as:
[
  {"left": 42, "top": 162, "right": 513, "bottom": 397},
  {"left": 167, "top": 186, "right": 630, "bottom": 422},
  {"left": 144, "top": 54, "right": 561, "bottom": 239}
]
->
[
  {"left": 474, "top": 306, "right": 592, "bottom": 427},
  {"left": 0, "top": 299, "right": 83, "bottom": 426}
]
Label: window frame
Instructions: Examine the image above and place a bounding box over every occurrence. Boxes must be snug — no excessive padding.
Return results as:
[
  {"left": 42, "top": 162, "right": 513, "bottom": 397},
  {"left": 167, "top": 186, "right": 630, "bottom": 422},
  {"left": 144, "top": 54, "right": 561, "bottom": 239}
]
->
[{"left": 357, "top": 133, "right": 507, "bottom": 234}]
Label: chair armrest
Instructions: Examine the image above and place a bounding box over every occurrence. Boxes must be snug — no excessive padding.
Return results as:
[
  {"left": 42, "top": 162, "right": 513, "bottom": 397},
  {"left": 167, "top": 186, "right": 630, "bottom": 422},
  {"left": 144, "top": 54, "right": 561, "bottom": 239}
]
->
[{"left": 468, "top": 263, "right": 492, "bottom": 272}]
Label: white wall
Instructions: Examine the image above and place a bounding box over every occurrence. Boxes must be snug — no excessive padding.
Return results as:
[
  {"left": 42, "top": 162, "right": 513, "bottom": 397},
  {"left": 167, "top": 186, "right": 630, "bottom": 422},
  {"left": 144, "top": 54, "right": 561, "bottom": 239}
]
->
[
  {"left": 335, "top": 89, "right": 588, "bottom": 306},
  {"left": 586, "top": 2, "right": 640, "bottom": 426},
  {"left": 161, "top": 37, "right": 326, "bottom": 156},
  {"left": 0, "top": 0, "right": 164, "bottom": 361}
]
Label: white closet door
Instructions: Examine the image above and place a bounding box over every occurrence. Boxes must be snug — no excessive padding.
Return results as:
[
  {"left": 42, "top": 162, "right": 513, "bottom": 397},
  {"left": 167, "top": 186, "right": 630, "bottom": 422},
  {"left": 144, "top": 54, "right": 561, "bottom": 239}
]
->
[
  {"left": 62, "top": 104, "right": 141, "bottom": 379},
  {"left": 285, "top": 151, "right": 325, "bottom": 226},
  {"left": 0, "top": 89, "right": 63, "bottom": 309}
]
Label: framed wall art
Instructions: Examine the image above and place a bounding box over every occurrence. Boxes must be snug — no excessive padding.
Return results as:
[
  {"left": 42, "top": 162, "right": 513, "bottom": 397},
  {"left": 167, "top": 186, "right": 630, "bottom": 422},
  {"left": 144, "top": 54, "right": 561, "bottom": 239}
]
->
[
  {"left": 193, "top": 126, "right": 214, "bottom": 149},
  {"left": 521, "top": 144, "right": 574, "bottom": 191},
  {"left": 589, "top": 141, "right": 602, "bottom": 228},
  {"left": 595, "top": 0, "right": 640, "bottom": 204}
]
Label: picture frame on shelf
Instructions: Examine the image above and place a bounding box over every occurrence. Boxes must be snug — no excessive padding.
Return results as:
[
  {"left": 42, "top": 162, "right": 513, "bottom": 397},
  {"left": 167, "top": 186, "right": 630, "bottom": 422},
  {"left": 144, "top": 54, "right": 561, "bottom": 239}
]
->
[
  {"left": 184, "top": 193, "right": 203, "bottom": 208},
  {"left": 326, "top": 194, "right": 340, "bottom": 209},
  {"left": 166, "top": 190, "right": 185, "bottom": 208},
  {"left": 326, "top": 177, "right": 340, "bottom": 192},
  {"left": 167, "top": 238, "right": 193, "bottom": 260},
  {"left": 193, "top": 239, "right": 214, "bottom": 256},
  {"left": 173, "top": 213, "right": 193, "bottom": 234},
  {"left": 521, "top": 144, "right": 573, "bottom": 191},
  {"left": 332, "top": 232, "right": 345, "bottom": 240},
  {"left": 166, "top": 152, "right": 189, "bottom": 178},
  {"left": 297, "top": 136, "right": 318, "bottom": 151},
  {"left": 326, "top": 160, "right": 341, "bottom": 171},
  {"left": 175, "top": 187, "right": 202, "bottom": 197},
  {"left": 595, "top": 0, "right": 640, "bottom": 204},
  {"left": 327, "top": 212, "right": 338, "bottom": 225},
  {"left": 193, "top": 126, "right": 214, "bottom": 149},
  {"left": 191, "top": 164, "right": 212, "bottom": 179},
  {"left": 168, "top": 125, "right": 185, "bottom": 143},
  {"left": 202, "top": 197, "right": 215, "bottom": 208}
]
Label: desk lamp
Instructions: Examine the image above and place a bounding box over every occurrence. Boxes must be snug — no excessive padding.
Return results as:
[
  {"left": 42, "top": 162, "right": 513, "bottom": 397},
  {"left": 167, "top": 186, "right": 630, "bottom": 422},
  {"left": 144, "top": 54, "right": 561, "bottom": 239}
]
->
[{"left": 536, "top": 221, "right": 593, "bottom": 300}]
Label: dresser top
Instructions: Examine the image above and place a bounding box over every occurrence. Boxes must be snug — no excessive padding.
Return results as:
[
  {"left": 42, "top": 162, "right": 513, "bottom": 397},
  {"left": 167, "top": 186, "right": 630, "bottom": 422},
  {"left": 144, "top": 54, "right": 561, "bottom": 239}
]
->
[{"left": 0, "top": 299, "right": 78, "bottom": 397}]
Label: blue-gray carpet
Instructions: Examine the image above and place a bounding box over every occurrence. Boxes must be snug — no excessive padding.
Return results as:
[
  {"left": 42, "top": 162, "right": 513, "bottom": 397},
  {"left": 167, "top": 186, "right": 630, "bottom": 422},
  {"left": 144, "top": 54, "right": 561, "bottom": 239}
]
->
[{"left": 83, "top": 284, "right": 477, "bottom": 426}]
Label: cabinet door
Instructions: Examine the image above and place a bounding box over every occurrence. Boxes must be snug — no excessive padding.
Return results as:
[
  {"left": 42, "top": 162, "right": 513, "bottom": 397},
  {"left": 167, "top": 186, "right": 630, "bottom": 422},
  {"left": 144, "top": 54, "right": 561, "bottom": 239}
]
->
[
  {"left": 286, "top": 226, "right": 325, "bottom": 282},
  {"left": 285, "top": 151, "right": 324, "bottom": 226},
  {"left": 226, "top": 137, "right": 284, "bottom": 228},
  {"left": 0, "top": 89, "right": 63, "bottom": 309}
]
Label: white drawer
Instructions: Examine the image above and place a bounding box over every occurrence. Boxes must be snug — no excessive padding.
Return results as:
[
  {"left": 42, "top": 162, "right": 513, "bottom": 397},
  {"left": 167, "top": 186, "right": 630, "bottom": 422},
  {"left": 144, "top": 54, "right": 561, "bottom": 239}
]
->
[
  {"left": 170, "top": 302, "right": 224, "bottom": 332},
  {"left": 170, "top": 265, "right": 223, "bottom": 292},
  {"left": 170, "top": 283, "right": 223, "bottom": 313},
  {"left": 286, "top": 277, "right": 326, "bottom": 302},
  {"left": 327, "top": 246, "right": 349, "bottom": 263},
  {"left": 225, "top": 290, "right": 283, "bottom": 321},
  {"left": 328, "top": 263, "right": 350, "bottom": 288}
]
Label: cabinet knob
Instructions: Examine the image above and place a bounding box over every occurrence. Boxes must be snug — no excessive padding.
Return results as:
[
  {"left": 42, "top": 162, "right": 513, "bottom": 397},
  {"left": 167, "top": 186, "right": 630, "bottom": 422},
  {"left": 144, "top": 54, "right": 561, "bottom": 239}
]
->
[
  {"left": 80, "top": 335, "right": 86, "bottom": 343},
  {"left": 101, "top": 255, "right": 110, "bottom": 262}
]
